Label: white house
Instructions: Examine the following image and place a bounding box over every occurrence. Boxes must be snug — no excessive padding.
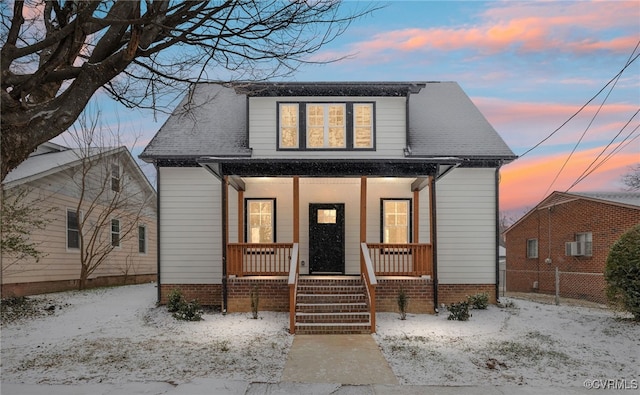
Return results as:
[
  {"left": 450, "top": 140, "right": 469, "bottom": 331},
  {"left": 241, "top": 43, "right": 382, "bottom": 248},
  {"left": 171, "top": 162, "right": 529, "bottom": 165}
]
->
[
  {"left": 140, "top": 81, "right": 516, "bottom": 333},
  {"left": 2, "top": 142, "right": 157, "bottom": 297}
]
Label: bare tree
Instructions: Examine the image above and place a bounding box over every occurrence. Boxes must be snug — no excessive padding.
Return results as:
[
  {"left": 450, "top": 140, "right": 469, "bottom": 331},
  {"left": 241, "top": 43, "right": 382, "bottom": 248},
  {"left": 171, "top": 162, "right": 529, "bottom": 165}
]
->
[
  {"left": 621, "top": 164, "right": 640, "bottom": 191},
  {"left": 66, "top": 110, "right": 153, "bottom": 289},
  {"left": 0, "top": 187, "right": 55, "bottom": 278},
  {"left": 1, "top": 1, "right": 376, "bottom": 181}
]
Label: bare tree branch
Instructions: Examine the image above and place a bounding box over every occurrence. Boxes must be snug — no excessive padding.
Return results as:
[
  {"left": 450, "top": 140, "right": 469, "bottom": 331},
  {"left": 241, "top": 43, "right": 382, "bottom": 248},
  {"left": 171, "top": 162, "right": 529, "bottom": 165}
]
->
[{"left": 1, "top": 0, "right": 377, "bottom": 181}]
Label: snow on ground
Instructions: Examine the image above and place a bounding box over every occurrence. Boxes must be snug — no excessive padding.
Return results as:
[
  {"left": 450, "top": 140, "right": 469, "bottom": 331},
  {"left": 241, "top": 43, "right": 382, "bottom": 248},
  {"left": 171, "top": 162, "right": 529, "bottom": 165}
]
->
[{"left": 1, "top": 283, "right": 639, "bottom": 388}]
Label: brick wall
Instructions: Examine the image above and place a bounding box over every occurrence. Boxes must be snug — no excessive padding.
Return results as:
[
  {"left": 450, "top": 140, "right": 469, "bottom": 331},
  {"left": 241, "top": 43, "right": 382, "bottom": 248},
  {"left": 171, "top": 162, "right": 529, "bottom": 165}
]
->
[
  {"left": 2, "top": 274, "right": 157, "bottom": 298},
  {"left": 375, "top": 277, "right": 434, "bottom": 313},
  {"left": 226, "top": 277, "right": 289, "bottom": 312},
  {"left": 159, "top": 284, "right": 222, "bottom": 307},
  {"left": 437, "top": 284, "right": 496, "bottom": 306},
  {"left": 505, "top": 195, "right": 640, "bottom": 302}
]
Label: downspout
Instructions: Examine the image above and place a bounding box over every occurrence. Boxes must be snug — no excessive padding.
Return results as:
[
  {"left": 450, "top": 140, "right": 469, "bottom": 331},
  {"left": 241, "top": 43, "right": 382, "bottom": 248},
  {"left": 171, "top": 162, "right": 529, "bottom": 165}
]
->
[
  {"left": 155, "top": 162, "right": 161, "bottom": 304},
  {"left": 495, "top": 165, "right": 501, "bottom": 302},
  {"left": 221, "top": 175, "right": 228, "bottom": 314},
  {"left": 430, "top": 174, "right": 439, "bottom": 311}
]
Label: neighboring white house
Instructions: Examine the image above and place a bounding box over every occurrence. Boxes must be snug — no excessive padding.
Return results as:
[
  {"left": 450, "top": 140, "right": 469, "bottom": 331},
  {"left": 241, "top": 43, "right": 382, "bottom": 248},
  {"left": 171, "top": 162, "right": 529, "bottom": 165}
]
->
[
  {"left": 140, "top": 81, "right": 516, "bottom": 333},
  {"left": 1, "top": 142, "right": 157, "bottom": 297}
]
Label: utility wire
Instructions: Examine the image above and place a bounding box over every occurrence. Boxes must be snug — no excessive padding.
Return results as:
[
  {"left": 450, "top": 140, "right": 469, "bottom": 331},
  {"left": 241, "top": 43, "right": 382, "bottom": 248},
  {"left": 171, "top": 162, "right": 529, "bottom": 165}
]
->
[
  {"left": 541, "top": 64, "right": 624, "bottom": 198},
  {"left": 567, "top": 116, "right": 640, "bottom": 191},
  {"left": 518, "top": 48, "right": 640, "bottom": 159}
]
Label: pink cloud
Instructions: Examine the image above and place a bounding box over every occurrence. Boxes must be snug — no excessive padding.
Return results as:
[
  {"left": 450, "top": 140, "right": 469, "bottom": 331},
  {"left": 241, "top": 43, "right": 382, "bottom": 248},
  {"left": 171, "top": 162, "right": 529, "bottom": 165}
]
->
[
  {"left": 500, "top": 146, "right": 639, "bottom": 214},
  {"left": 335, "top": 1, "right": 639, "bottom": 62}
]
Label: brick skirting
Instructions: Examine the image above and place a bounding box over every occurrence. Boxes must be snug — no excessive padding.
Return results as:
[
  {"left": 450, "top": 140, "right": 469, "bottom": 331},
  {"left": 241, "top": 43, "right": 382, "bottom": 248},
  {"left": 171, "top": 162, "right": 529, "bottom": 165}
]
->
[
  {"left": 376, "top": 277, "right": 435, "bottom": 314},
  {"left": 226, "top": 276, "right": 289, "bottom": 312},
  {"left": 437, "top": 284, "right": 496, "bottom": 306},
  {"left": 159, "top": 284, "right": 222, "bottom": 307},
  {"left": 1, "top": 274, "right": 157, "bottom": 298}
]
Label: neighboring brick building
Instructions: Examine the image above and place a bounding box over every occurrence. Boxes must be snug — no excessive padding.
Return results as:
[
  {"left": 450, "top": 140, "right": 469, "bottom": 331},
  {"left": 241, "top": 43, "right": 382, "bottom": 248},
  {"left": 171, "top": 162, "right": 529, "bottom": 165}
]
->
[{"left": 504, "top": 191, "right": 640, "bottom": 303}]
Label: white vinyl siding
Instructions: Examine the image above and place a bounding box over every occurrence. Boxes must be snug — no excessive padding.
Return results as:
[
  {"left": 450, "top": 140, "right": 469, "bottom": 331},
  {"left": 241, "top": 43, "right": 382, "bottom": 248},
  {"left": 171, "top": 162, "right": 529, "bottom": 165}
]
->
[
  {"left": 249, "top": 96, "right": 406, "bottom": 159},
  {"left": 436, "top": 168, "right": 497, "bottom": 284},
  {"left": 159, "top": 167, "right": 221, "bottom": 284}
]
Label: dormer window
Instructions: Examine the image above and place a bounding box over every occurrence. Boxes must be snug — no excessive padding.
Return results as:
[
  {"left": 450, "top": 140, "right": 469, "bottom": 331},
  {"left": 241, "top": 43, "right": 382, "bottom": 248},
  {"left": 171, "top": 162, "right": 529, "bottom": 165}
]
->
[{"left": 278, "top": 102, "right": 375, "bottom": 150}]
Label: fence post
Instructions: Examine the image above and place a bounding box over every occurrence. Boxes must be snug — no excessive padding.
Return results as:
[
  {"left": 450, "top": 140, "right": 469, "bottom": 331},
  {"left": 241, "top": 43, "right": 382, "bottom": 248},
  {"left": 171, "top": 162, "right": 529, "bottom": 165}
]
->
[{"left": 555, "top": 267, "right": 560, "bottom": 306}]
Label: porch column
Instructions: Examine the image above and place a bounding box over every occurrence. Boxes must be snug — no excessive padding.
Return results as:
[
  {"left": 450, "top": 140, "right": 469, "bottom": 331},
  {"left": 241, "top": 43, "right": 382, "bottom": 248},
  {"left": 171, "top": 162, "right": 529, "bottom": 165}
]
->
[
  {"left": 360, "top": 176, "right": 367, "bottom": 269},
  {"left": 413, "top": 189, "right": 419, "bottom": 242},
  {"left": 293, "top": 177, "right": 299, "bottom": 244},
  {"left": 238, "top": 189, "right": 244, "bottom": 243}
]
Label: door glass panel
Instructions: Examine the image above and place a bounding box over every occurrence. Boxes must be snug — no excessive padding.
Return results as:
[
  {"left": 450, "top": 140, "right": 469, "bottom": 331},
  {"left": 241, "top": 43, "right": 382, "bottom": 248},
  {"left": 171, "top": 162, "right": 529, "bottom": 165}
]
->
[{"left": 317, "top": 209, "right": 337, "bottom": 224}]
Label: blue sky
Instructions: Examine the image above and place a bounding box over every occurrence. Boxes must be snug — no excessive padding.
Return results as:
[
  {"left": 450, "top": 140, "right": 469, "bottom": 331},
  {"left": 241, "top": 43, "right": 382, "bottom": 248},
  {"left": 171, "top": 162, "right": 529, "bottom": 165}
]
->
[{"left": 55, "top": 1, "right": 640, "bottom": 217}]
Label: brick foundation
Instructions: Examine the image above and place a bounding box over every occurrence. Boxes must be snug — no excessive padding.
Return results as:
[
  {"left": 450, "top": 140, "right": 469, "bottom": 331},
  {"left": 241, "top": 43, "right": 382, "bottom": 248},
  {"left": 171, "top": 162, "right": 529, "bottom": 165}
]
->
[
  {"left": 437, "top": 284, "right": 496, "bottom": 306},
  {"left": 159, "top": 284, "right": 222, "bottom": 307},
  {"left": 1, "top": 274, "right": 157, "bottom": 298},
  {"left": 226, "top": 276, "right": 289, "bottom": 312},
  {"left": 375, "top": 277, "right": 434, "bottom": 313}
]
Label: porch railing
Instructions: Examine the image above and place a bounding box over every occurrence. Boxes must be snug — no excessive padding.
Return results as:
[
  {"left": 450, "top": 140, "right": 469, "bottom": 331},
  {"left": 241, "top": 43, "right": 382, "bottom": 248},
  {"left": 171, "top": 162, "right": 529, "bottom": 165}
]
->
[
  {"left": 227, "top": 243, "right": 294, "bottom": 276},
  {"left": 288, "top": 243, "right": 299, "bottom": 334},
  {"left": 365, "top": 243, "right": 433, "bottom": 277},
  {"left": 360, "top": 243, "right": 377, "bottom": 333}
]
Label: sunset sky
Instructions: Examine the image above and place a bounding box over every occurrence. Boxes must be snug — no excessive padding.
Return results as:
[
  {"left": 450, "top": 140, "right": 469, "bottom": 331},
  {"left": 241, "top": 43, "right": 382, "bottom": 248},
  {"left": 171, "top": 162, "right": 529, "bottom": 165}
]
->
[{"left": 54, "top": 1, "right": 640, "bottom": 220}]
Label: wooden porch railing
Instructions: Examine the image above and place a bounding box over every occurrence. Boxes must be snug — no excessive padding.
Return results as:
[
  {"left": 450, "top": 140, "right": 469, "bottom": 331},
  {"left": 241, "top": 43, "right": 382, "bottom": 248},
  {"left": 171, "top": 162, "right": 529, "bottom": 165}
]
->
[
  {"left": 360, "top": 243, "right": 377, "bottom": 334},
  {"left": 365, "top": 243, "right": 433, "bottom": 277},
  {"left": 227, "top": 243, "right": 294, "bottom": 276},
  {"left": 288, "top": 243, "right": 299, "bottom": 334}
]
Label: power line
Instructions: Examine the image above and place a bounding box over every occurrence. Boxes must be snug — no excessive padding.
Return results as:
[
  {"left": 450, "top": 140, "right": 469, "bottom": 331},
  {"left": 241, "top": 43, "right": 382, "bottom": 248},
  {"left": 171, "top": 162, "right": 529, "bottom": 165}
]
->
[
  {"left": 566, "top": 113, "right": 640, "bottom": 191},
  {"left": 518, "top": 46, "right": 640, "bottom": 159},
  {"left": 540, "top": 44, "right": 637, "bottom": 198}
]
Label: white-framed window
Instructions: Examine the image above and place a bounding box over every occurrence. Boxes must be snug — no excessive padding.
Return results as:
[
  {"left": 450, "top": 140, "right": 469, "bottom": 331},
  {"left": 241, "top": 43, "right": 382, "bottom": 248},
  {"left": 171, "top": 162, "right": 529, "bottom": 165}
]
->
[
  {"left": 138, "top": 225, "right": 146, "bottom": 254},
  {"left": 381, "top": 199, "right": 411, "bottom": 243},
  {"left": 576, "top": 232, "right": 593, "bottom": 256},
  {"left": 306, "top": 103, "right": 346, "bottom": 148},
  {"left": 353, "top": 103, "right": 373, "bottom": 148},
  {"left": 278, "top": 102, "right": 375, "bottom": 150},
  {"left": 279, "top": 103, "right": 298, "bottom": 148},
  {"left": 67, "top": 209, "right": 80, "bottom": 249},
  {"left": 246, "top": 199, "right": 275, "bottom": 243},
  {"left": 111, "top": 219, "right": 120, "bottom": 247},
  {"left": 111, "top": 163, "right": 120, "bottom": 192},
  {"left": 526, "top": 238, "right": 538, "bottom": 258}
]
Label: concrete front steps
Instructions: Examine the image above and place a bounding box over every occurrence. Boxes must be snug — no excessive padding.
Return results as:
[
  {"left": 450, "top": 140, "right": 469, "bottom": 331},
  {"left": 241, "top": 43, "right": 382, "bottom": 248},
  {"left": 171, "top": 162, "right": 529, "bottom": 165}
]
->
[{"left": 295, "top": 277, "right": 372, "bottom": 334}]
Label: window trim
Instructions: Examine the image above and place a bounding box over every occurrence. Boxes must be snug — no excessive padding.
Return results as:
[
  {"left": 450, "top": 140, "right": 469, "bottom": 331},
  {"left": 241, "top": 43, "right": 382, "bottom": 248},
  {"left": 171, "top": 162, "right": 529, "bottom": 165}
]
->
[
  {"left": 576, "top": 232, "right": 593, "bottom": 257},
  {"left": 526, "top": 238, "right": 538, "bottom": 259},
  {"left": 380, "top": 198, "right": 412, "bottom": 246},
  {"left": 111, "top": 218, "right": 121, "bottom": 248},
  {"left": 111, "top": 163, "right": 121, "bottom": 193},
  {"left": 244, "top": 198, "right": 277, "bottom": 244},
  {"left": 138, "top": 224, "right": 147, "bottom": 255},
  {"left": 277, "top": 101, "right": 376, "bottom": 151},
  {"left": 66, "top": 208, "right": 81, "bottom": 251}
]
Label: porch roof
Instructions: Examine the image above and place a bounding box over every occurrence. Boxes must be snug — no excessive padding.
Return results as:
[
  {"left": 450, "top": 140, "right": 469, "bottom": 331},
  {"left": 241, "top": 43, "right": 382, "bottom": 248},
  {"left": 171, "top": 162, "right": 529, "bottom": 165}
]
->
[{"left": 198, "top": 158, "right": 440, "bottom": 180}]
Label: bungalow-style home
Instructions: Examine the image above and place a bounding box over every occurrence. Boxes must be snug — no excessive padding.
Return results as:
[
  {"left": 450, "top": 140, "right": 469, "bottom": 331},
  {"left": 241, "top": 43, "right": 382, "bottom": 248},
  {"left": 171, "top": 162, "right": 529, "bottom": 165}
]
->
[
  {"left": 140, "top": 81, "right": 516, "bottom": 333},
  {"left": 504, "top": 191, "right": 640, "bottom": 303},
  {"left": 1, "top": 142, "right": 157, "bottom": 297}
]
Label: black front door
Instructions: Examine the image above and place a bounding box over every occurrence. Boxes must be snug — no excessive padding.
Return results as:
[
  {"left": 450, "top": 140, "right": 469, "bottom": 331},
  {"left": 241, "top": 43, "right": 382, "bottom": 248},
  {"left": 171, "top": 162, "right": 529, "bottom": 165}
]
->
[{"left": 309, "top": 203, "right": 345, "bottom": 274}]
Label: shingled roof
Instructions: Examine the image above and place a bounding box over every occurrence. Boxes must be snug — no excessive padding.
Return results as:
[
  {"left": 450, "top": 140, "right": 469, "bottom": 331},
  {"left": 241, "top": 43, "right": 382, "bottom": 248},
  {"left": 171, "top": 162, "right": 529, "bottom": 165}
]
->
[{"left": 140, "top": 81, "right": 516, "bottom": 163}]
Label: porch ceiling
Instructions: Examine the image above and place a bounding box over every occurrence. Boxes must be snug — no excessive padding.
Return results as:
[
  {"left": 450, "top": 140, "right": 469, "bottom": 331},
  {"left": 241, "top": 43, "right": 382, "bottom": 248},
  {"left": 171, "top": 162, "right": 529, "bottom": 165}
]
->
[{"left": 199, "top": 158, "right": 439, "bottom": 180}]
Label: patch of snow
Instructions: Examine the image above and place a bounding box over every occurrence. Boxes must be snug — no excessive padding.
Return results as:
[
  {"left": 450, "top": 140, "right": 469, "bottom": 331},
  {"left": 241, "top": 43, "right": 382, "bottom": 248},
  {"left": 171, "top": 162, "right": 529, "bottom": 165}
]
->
[{"left": 1, "top": 284, "right": 638, "bottom": 387}]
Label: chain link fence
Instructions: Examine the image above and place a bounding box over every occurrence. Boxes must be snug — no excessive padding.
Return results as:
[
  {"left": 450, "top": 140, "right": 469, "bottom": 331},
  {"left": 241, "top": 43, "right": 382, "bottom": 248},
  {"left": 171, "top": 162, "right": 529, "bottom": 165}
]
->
[{"left": 504, "top": 268, "right": 607, "bottom": 305}]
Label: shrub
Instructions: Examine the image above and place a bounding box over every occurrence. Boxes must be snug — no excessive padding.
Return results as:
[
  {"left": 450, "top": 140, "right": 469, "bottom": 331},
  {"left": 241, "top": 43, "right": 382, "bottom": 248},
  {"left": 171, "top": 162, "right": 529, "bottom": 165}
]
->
[
  {"left": 397, "top": 288, "right": 409, "bottom": 320},
  {"left": 447, "top": 301, "right": 471, "bottom": 321},
  {"left": 467, "top": 292, "right": 489, "bottom": 310},
  {"left": 172, "top": 299, "right": 203, "bottom": 321},
  {"left": 250, "top": 285, "right": 260, "bottom": 319},
  {"left": 605, "top": 224, "right": 640, "bottom": 320},
  {"left": 167, "top": 288, "right": 183, "bottom": 313}
]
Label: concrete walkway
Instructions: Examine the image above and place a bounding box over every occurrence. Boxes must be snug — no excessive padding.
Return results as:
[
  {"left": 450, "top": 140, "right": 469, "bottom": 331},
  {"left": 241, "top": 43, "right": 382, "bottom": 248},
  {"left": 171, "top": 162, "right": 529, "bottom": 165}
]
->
[{"left": 281, "top": 334, "right": 398, "bottom": 385}]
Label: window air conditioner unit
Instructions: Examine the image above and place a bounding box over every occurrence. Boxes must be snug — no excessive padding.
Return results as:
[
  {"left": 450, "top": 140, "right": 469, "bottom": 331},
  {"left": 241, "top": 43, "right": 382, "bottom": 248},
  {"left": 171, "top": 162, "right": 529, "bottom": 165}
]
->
[{"left": 565, "top": 241, "right": 583, "bottom": 256}]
